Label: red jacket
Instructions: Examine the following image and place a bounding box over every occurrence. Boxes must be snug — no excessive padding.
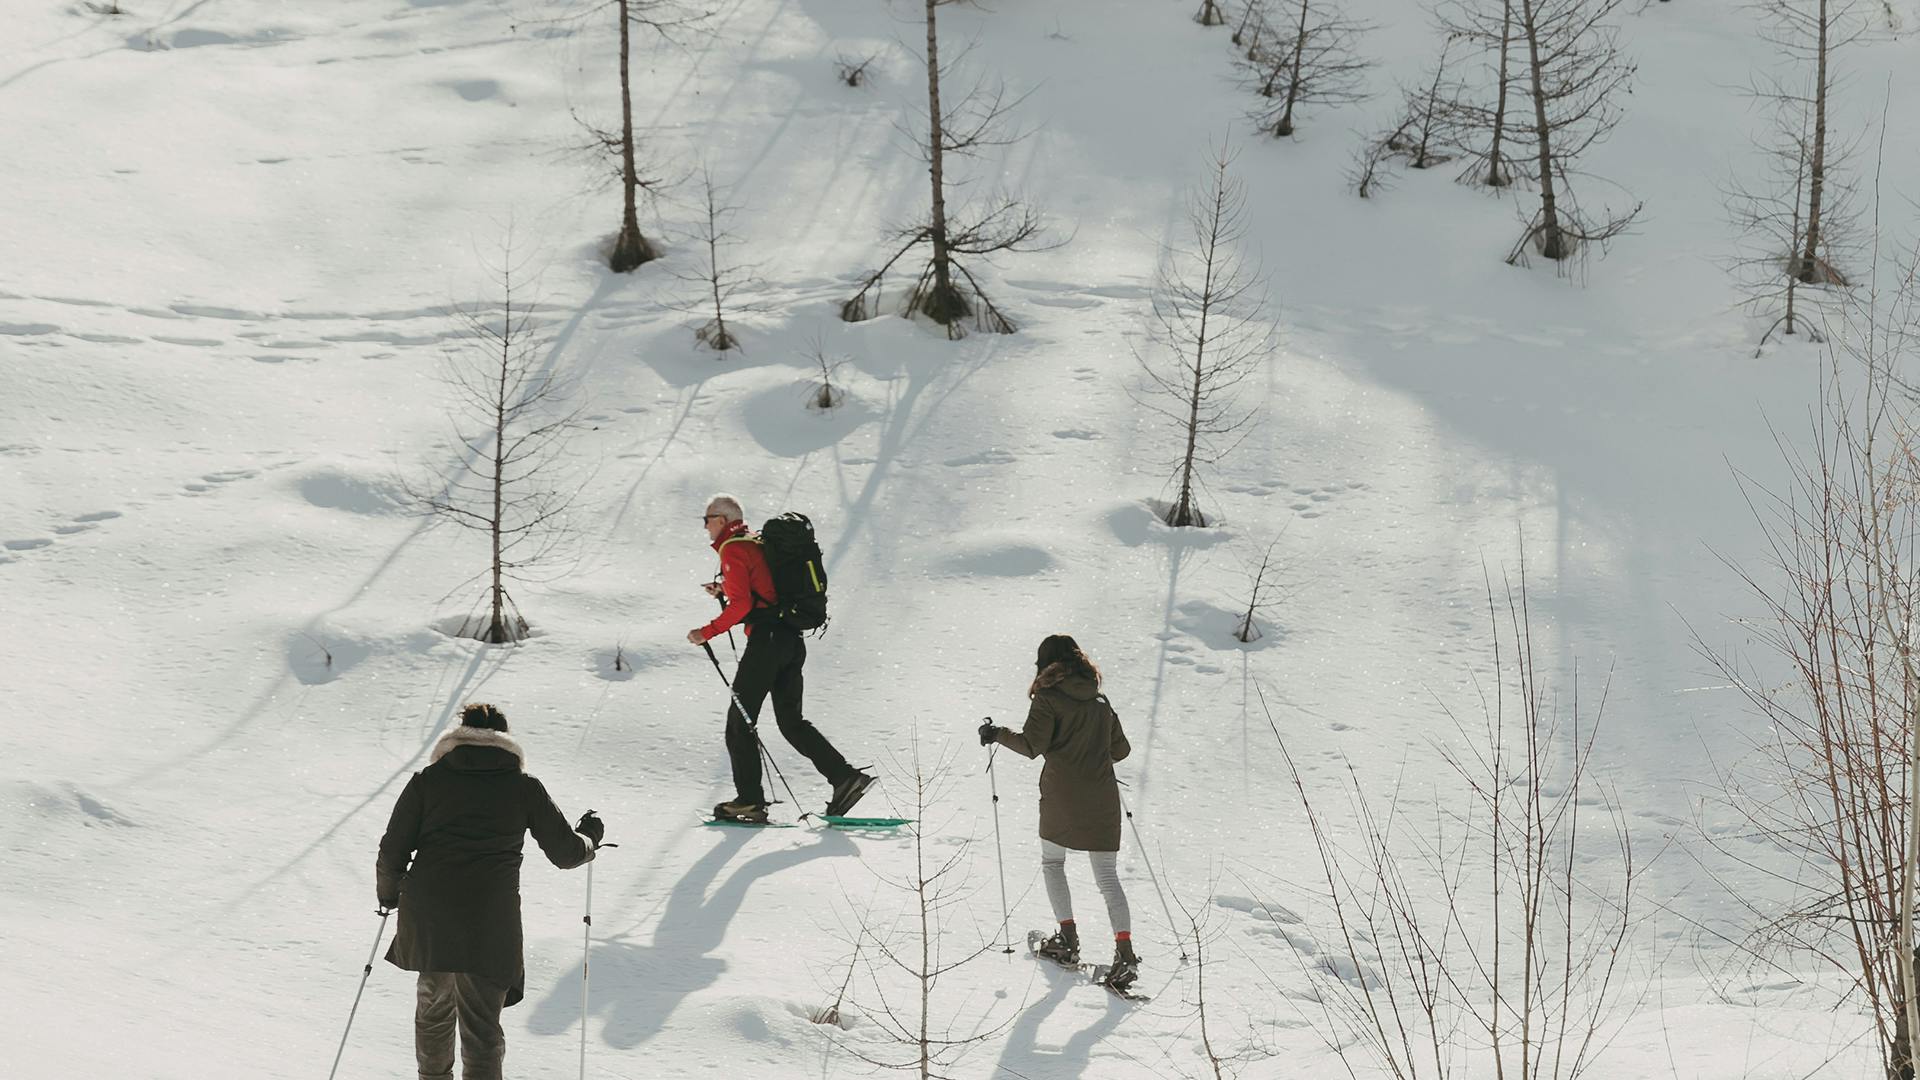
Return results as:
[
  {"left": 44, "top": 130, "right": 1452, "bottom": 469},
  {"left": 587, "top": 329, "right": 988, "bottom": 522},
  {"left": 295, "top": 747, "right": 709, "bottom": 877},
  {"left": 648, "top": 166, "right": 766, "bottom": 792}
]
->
[{"left": 699, "top": 521, "right": 777, "bottom": 641}]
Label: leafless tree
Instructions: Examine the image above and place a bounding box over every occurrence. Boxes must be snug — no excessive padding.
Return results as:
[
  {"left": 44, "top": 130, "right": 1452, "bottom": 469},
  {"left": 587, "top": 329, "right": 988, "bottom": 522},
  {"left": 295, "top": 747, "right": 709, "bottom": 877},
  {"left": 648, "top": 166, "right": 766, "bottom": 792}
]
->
[
  {"left": 1133, "top": 143, "right": 1276, "bottom": 529},
  {"left": 1348, "top": 128, "right": 1405, "bottom": 199},
  {"left": 576, "top": 0, "right": 705, "bottom": 273},
  {"left": 830, "top": 740, "right": 1008, "bottom": 1078},
  {"left": 413, "top": 242, "right": 584, "bottom": 645},
  {"left": 807, "top": 336, "right": 849, "bottom": 412},
  {"left": 1236, "top": 0, "right": 1374, "bottom": 139},
  {"left": 1232, "top": 0, "right": 1264, "bottom": 50},
  {"left": 1436, "top": 0, "right": 1520, "bottom": 187},
  {"left": 837, "top": 51, "right": 879, "bottom": 87},
  {"left": 841, "top": 0, "right": 1048, "bottom": 339},
  {"left": 1698, "top": 237, "right": 1920, "bottom": 1080},
  {"left": 1172, "top": 888, "right": 1274, "bottom": 1078},
  {"left": 1197, "top": 0, "right": 1229, "bottom": 25},
  {"left": 1349, "top": 39, "right": 1470, "bottom": 198},
  {"left": 1723, "top": 0, "right": 1866, "bottom": 347},
  {"left": 1760, "top": 0, "right": 1868, "bottom": 286},
  {"left": 1502, "top": 0, "right": 1640, "bottom": 265},
  {"left": 1257, "top": 567, "right": 1641, "bottom": 1079},
  {"left": 676, "top": 167, "right": 759, "bottom": 353},
  {"left": 1231, "top": 532, "right": 1289, "bottom": 642}
]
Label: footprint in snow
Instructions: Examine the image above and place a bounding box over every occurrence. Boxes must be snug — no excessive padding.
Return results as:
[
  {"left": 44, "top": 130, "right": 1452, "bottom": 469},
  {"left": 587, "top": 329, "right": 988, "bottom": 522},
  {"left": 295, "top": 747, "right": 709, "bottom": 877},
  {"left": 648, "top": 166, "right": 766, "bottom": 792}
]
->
[{"left": 184, "top": 470, "right": 259, "bottom": 495}]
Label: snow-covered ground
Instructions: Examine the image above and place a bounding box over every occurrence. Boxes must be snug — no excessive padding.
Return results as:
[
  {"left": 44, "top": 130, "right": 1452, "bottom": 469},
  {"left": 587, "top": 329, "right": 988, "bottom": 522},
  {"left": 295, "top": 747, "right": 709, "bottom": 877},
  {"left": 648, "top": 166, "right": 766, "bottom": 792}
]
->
[{"left": 5, "top": 0, "right": 1919, "bottom": 1076}]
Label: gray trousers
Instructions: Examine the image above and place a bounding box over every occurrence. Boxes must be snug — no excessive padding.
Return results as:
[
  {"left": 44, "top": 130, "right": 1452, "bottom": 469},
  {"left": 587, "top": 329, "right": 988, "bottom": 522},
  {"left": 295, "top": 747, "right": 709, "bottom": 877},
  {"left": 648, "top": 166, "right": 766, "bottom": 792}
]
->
[
  {"left": 1040, "top": 839, "right": 1131, "bottom": 934},
  {"left": 415, "top": 972, "right": 509, "bottom": 1080}
]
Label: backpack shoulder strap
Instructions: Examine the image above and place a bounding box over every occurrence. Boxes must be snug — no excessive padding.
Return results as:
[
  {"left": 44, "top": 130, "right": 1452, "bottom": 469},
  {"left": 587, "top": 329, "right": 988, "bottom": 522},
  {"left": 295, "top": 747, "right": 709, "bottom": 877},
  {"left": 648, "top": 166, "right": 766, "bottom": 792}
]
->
[{"left": 717, "top": 534, "right": 772, "bottom": 609}]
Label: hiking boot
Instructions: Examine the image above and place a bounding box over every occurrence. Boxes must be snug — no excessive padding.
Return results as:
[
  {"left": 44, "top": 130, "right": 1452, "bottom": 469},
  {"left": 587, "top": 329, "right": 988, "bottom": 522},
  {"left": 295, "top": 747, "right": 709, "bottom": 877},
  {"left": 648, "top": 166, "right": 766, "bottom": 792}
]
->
[
  {"left": 713, "top": 799, "right": 768, "bottom": 824},
  {"left": 1036, "top": 923, "right": 1080, "bottom": 966},
  {"left": 824, "top": 769, "right": 876, "bottom": 817},
  {"left": 1104, "top": 938, "right": 1140, "bottom": 991}
]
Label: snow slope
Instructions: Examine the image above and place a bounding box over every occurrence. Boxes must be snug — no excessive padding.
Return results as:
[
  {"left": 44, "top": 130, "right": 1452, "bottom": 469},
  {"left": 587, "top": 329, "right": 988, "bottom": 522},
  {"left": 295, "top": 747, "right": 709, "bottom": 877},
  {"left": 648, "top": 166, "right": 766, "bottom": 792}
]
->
[{"left": 3, "top": 0, "right": 1918, "bottom": 1076}]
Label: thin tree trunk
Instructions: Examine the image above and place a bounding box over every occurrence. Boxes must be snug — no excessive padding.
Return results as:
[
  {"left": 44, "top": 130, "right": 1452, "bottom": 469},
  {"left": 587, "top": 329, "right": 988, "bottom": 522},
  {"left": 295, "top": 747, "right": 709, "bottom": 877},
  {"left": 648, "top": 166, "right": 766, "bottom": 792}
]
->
[
  {"left": 706, "top": 187, "right": 729, "bottom": 347},
  {"left": 610, "top": 0, "right": 656, "bottom": 272},
  {"left": 1173, "top": 173, "right": 1226, "bottom": 528},
  {"left": 1797, "top": 0, "right": 1830, "bottom": 284},
  {"left": 489, "top": 295, "right": 509, "bottom": 643},
  {"left": 1413, "top": 44, "right": 1449, "bottom": 167},
  {"left": 1277, "top": 0, "right": 1312, "bottom": 136},
  {"left": 919, "top": 0, "right": 964, "bottom": 324},
  {"left": 1487, "top": 0, "right": 1514, "bottom": 186},
  {"left": 917, "top": 817, "right": 932, "bottom": 1079},
  {"left": 1517, "top": 0, "right": 1566, "bottom": 259}
]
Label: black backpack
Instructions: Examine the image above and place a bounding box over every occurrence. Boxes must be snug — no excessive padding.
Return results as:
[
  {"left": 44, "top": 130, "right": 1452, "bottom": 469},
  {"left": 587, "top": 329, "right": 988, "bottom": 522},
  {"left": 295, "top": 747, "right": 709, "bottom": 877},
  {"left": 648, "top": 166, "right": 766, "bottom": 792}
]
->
[{"left": 749, "top": 512, "right": 829, "bottom": 633}]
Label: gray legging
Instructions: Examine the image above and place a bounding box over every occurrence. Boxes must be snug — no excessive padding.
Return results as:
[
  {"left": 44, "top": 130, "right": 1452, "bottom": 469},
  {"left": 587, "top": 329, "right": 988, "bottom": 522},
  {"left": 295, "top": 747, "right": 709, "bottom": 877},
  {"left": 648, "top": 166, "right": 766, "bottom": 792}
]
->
[{"left": 1040, "top": 838, "right": 1131, "bottom": 934}]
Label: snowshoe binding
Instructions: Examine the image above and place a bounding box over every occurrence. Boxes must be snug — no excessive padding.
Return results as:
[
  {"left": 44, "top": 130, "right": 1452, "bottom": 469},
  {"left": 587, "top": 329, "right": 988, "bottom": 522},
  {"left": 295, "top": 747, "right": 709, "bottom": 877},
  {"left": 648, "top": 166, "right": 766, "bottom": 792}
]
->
[
  {"left": 1088, "top": 939, "right": 1149, "bottom": 1001},
  {"left": 711, "top": 799, "right": 769, "bottom": 825},
  {"left": 1100, "top": 939, "right": 1140, "bottom": 991},
  {"left": 1027, "top": 924, "right": 1081, "bottom": 968},
  {"left": 824, "top": 769, "right": 876, "bottom": 818}
]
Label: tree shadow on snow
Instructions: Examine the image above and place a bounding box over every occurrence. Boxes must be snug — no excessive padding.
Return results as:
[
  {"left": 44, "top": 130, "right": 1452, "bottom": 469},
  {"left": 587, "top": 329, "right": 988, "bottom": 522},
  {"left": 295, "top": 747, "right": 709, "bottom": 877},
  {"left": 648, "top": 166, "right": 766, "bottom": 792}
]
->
[{"left": 529, "top": 826, "right": 858, "bottom": 1049}]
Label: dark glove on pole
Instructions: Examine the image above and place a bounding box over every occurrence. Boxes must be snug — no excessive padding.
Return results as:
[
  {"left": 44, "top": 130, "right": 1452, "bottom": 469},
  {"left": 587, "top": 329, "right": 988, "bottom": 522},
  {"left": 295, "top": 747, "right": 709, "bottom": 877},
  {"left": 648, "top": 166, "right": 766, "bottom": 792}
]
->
[
  {"left": 978, "top": 721, "right": 1001, "bottom": 747},
  {"left": 575, "top": 810, "right": 609, "bottom": 849}
]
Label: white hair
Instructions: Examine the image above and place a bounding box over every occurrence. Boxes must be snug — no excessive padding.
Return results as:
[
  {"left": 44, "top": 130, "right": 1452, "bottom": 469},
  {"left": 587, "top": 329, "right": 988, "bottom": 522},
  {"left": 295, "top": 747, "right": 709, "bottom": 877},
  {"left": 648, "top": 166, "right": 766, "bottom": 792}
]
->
[{"left": 706, "top": 493, "right": 744, "bottom": 522}]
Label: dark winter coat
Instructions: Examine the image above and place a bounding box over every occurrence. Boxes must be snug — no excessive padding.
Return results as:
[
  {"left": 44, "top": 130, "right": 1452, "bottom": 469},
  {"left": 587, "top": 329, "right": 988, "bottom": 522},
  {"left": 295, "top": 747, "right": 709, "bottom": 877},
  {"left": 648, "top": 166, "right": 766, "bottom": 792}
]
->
[
  {"left": 376, "top": 727, "right": 593, "bottom": 1007},
  {"left": 993, "top": 663, "right": 1132, "bottom": 852}
]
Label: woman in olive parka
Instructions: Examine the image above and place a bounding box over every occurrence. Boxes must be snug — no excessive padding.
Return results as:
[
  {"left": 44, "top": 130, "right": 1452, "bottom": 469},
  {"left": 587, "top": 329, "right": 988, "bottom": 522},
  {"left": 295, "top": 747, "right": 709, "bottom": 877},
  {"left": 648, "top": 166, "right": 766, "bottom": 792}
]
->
[{"left": 979, "top": 634, "right": 1139, "bottom": 990}]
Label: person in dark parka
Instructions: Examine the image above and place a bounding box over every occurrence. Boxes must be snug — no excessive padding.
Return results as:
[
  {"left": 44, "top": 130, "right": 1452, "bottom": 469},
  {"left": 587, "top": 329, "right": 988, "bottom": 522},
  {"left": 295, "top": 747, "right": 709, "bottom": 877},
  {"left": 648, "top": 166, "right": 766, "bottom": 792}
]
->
[
  {"left": 376, "top": 703, "right": 604, "bottom": 1080},
  {"left": 978, "top": 634, "right": 1140, "bottom": 990}
]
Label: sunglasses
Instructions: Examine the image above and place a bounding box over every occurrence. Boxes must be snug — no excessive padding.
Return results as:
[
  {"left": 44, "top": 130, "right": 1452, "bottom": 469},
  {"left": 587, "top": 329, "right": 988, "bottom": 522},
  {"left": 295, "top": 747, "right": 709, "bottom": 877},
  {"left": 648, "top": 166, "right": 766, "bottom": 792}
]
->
[{"left": 702, "top": 513, "right": 727, "bottom": 522}]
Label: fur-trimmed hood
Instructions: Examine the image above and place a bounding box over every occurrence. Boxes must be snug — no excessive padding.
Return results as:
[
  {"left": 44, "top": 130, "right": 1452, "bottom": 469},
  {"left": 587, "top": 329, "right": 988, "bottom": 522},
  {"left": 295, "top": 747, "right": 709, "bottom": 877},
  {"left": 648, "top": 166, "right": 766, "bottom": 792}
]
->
[
  {"left": 1029, "top": 662, "right": 1099, "bottom": 701},
  {"left": 430, "top": 725, "right": 527, "bottom": 769}
]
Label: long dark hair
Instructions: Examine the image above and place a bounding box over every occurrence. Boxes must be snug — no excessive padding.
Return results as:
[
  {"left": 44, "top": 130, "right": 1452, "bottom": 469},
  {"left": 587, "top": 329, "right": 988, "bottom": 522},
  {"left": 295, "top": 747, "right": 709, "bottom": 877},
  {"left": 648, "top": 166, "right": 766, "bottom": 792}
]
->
[{"left": 1029, "top": 633, "right": 1100, "bottom": 696}]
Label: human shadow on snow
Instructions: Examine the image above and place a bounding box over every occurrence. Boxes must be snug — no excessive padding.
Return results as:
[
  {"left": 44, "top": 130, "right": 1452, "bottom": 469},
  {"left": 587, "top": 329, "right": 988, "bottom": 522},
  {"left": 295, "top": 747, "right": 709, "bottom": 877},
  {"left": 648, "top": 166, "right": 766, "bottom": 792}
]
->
[
  {"left": 529, "top": 826, "right": 859, "bottom": 1049},
  {"left": 992, "top": 964, "right": 1131, "bottom": 1080}
]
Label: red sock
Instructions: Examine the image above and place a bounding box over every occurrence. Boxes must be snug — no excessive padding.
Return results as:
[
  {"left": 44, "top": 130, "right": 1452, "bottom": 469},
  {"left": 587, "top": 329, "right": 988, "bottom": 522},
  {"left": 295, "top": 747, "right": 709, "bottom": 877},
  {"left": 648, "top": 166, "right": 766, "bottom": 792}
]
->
[
  {"left": 1060, "top": 919, "right": 1076, "bottom": 929},
  {"left": 1116, "top": 931, "right": 1131, "bottom": 942}
]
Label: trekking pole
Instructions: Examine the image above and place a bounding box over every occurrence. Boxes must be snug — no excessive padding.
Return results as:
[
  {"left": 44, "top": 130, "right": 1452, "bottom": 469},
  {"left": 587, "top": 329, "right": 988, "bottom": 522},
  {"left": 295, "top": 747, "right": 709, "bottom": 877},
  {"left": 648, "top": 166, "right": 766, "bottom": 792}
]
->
[
  {"left": 576, "top": 822, "right": 615, "bottom": 1080},
  {"left": 985, "top": 730, "right": 1015, "bottom": 954},
  {"left": 579, "top": 854, "right": 592, "bottom": 1080},
  {"left": 327, "top": 908, "right": 392, "bottom": 1080},
  {"left": 701, "top": 640, "right": 807, "bottom": 816},
  {"left": 1118, "top": 786, "right": 1189, "bottom": 962}
]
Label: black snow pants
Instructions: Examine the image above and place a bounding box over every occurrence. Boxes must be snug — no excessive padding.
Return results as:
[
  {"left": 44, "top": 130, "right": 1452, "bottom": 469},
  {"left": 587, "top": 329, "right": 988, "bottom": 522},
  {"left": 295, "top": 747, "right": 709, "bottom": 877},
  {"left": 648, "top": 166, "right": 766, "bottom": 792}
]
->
[{"left": 724, "top": 625, "right": 852, "bottom": 804}]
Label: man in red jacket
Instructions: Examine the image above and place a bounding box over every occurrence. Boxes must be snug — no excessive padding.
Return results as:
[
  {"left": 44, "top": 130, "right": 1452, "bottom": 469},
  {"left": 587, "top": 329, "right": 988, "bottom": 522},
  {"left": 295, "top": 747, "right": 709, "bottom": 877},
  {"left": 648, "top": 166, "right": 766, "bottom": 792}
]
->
[{"left": 688, "top": 493, "right": 873, "bottom": 823}]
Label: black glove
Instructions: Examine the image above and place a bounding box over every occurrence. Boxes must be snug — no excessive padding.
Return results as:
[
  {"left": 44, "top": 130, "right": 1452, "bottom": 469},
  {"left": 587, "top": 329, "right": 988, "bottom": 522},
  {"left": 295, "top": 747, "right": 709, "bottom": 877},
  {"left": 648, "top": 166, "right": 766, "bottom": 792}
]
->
[
  {"left": 978, "top": 721, "right": 1001, "bottom": 747},
  {"left": 377, "top": 895, "right": 398, "bottom": 913},
  {"left": 575, "top": 810, "right": 606, "bottom": 848}
]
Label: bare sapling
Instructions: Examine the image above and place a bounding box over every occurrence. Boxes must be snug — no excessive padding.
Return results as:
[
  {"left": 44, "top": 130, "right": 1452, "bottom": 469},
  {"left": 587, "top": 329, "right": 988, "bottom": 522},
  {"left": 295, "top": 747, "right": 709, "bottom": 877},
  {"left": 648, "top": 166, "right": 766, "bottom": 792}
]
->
[
  {"left": 1133, "top": 142, "right": 1276, "bottom": 528},
  {"left": 1700, "top": 234, "right": 1920, "bottom": 1079},
  {"left": 837, "top": 51, "right": 878, "bottom": 87},
  {"left": 1232, "top": 532, "right": 1289, "bottom": 642},
  {"left": 571, "top": 0, "right": 705, "bottom": 272},
  {"left": 413, "top": 239, "right": 585, "bottom": 644},
  {"left": 1236, "top": 0, "right": 1374, "bottom": 139},
  {"left": 807, "top": 336, "right": 849, "bottom": 411},
  {"left": 1502, "top": 0, "right": 1641, "bottom": 266},
  {"left": 677, "top": 166, "right": 760, "bottom": 353},
  {"left": 830, "top": 739, "right": 1009, "bottom": 1078},
  {"left": 1722, "top": 0, "right": 1866, "bottom": 347},
  {"left": 840, "top": 0, "right": 1050, "bottom": 339},
  {"left": 1436, "top": 0, "right": 1519, "bottom": 187},
  {"left": 1258, "top": 564, "right": 1641, "bottom": 1078}
]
